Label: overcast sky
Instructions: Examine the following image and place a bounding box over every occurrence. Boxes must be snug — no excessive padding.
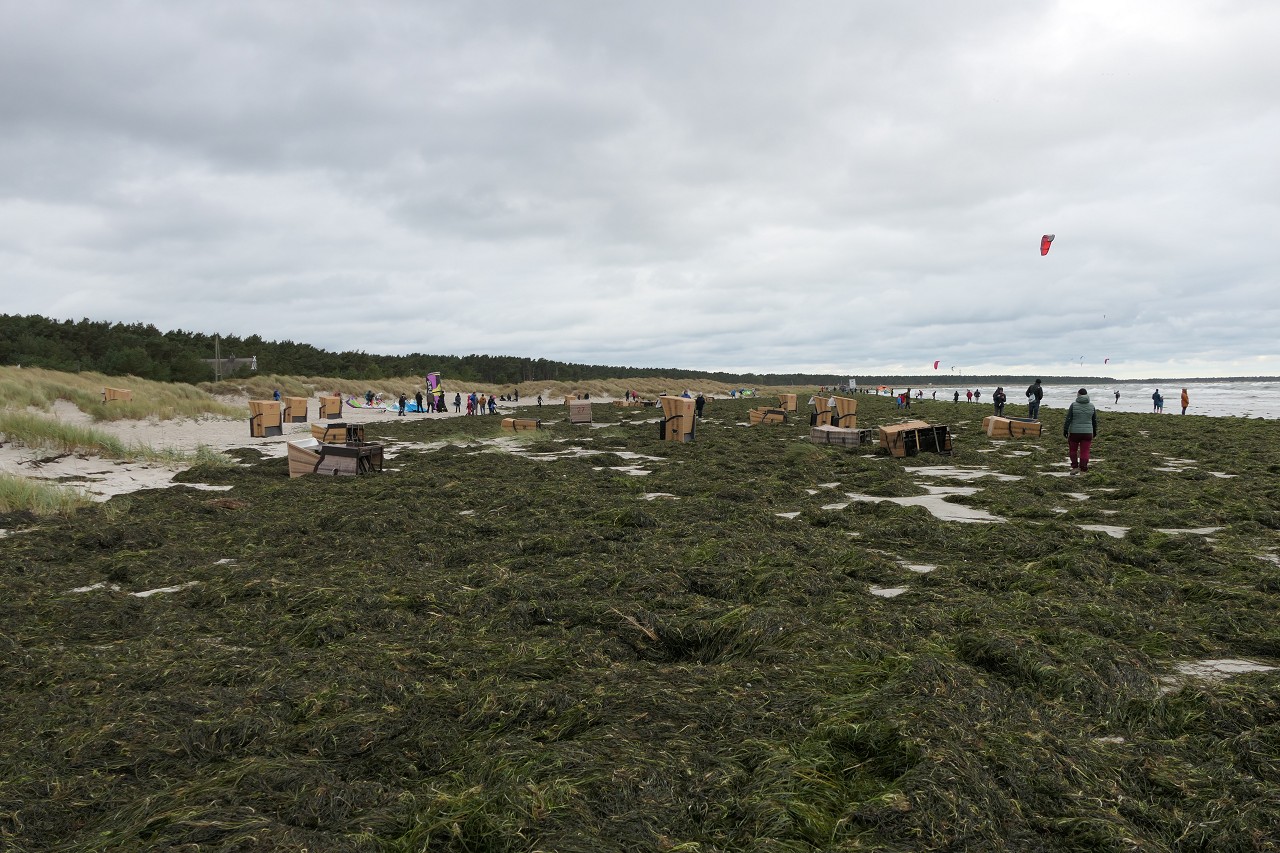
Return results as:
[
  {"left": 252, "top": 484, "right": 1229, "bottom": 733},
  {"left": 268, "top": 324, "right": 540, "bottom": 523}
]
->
[{"left": 2, "top": 1, "right": 1277, "bottom": 379}]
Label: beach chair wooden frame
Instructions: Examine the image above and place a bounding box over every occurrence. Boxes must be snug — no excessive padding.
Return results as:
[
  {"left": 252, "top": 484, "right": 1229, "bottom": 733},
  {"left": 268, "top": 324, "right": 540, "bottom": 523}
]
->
[
  {"left": 749, "top": 407, "right": 787, "bottom": 425},
  {"left": 501, "top": 417, "right": 542, "bottom": 431},
  {"left": 659, "top": 395, "right": 696, "bottom": 442},
  {"left": 102, "top": 387, "right": 133, "bottom": 403},
  {"left": 568, "top": 400, "right": 593, "bottom": 424},
  {"left": 810, "top": 395, "right": 833, "bottom": 427},
  {"left": 830, "top": 396, "right": 858, "bottom": 429},
  {"left": 778, "top": 393, "right": 798, "bottom": 412},
  {"left": 878, "top": 420, "right": 953, "bottom": 458},
  {"left": 282, "top": 396, "right": 308, "bottom": 423},
  {"left": 981, "top": 415, "right": 1042, "bottom": 438},
  {"left": 248, "top": 400, "right": 283, "bottom": 437},
  {"left": 319, "top": 395, "right": 342, "bottom": 420}
]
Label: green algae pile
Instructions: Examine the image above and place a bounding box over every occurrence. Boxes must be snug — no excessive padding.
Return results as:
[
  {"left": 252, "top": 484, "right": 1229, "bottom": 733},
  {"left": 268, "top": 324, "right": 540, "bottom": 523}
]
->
[{"left": 3, "top": 394, "right": 1279, "bottom": 851}]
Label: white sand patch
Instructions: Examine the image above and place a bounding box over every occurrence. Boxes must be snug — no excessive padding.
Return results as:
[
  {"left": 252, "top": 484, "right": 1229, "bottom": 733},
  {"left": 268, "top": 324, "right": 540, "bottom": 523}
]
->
[
  {"left": 903, "top": 562, "right": 937, "bottom": 574},
  {"left": 1094, "top": 736, "right": 1126, "bottom": 744},
  {"left": 843, "top": 485, "right": 1005, "bottom": 523},
  {"left": 214, "top": 558, "right": 237, "bottom": 565},
  {"left": 1003, "top": 450, "right": 1033, "bottom": 457},
  {"left": 640, "top": 493, "right": 678, "bottom": 501},
  {"left": 1209, "top": 472, "right": 1238, "bottom": 479},
  {"left": 821, "top": 502, "right": 849, "bottom": 511},
  {"left": 1175, "top": 659, "right": 1277, "bottom": 680},
  {"left": 459, "top": 510, "right": 475, "bottom": 516},
  {"left": 69, "top": 581, "right": 121, "bottom": 593},
  {"left": 1099, "top": 509, "right": 1120, "bottom": 515},
  {"left": 818, "top": 482, "right": 840, "bottom": 489},
  {"left": 1065, "top": 493, "right": 1090, "bottom": 501},
  {"left": 776, "top": 511, "right": 801, "bottom": 519},
  {"left": 1156, "top": 527, "right": 1223, "bottom": 535},
  {"left": 805, "top": 489, "right": 819, "bottom": 495},
  {"left": 132, "top": 581, "right": 200, "bottom": 598},
  {"left": 905, "top": 465, "right": 1022, "bottom": 482},
  {"left": 1052, "top": 508, "right": 1069, "bottom": 514},
  {"left": 1079, "top": 524, "right": 1129, "bottom": 538},
  {"left": 870, "top": 586, "right": 909, "bottom": 598},
  {"left": 594, "top": 466, "right": 651, "bottom": 476}
]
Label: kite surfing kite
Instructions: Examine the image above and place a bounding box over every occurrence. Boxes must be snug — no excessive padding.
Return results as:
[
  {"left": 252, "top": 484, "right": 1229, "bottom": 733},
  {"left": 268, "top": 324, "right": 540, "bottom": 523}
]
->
[
  {"left": 1040, "top": 234, "right": 1055, "bottom": 256},
  {"left": 933, "top": 360, "right": 940, "bottom": 370}
]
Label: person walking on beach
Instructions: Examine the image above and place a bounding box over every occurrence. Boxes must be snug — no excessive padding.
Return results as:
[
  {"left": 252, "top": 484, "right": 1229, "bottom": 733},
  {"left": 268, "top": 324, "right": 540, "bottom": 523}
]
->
[
  {"left": 397, "top": 393, "right": 407, "bottom": 416},
  {"left": 993, "top": 387, "right": 1006, "bottom": 416},
  {"left": 1180, "top": 388, "right": 1189, "bottom": 415},
  {"left": 1063, "top": 388, "right": 1099, "bottom": 474},
  {"left": 1026, "top": 379, "right": 1043, "bottom": 420},
  {"left": 414, "top": 390, "right": 423, "bottom": 413},
  {"left": 1152, "top": 389, "right": 1163, "bottom": 413},
  {"left": 695, "top": 392, "right": 706, "bottom": 419},
  {"left": 965, "top": 389, "right": 973, "bottom": 403},
  {"left": 1114, "top": 390, "right": 1120, "bottom": 404},
  {"left": 488, "top": 395, "right": 497, "bottom": 415},
  {"left": 453, "top": 393, "right": 461, "bottom": 413}
]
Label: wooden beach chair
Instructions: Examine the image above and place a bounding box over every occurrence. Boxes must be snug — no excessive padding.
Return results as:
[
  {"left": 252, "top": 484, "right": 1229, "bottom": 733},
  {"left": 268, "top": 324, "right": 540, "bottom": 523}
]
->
[
  {"left": 287, "top": 437, "right": 384, "bottom": 478},
  {"left": 248, "top": 400, "right": 283, "bottom": 437},
  {"left": 748, "top": 407, "right": 787, "bottom": 425},
  {"left": 809, "top": 425, "right": 872, "bottom": 448},
  {"left": 981, "top": 415, "right": 1042, "bottom": 439},
  {"left": 102, "top": 387, "right": 133, "bottom": 403},
  {"left": 310, "top": 422, "right": 366, "bottom": 444},
  {"left": 568, "top": 400, "right": 593, "bottom": 424},
  {"left": 659, "top": 395, "right": 696, "bottom": 442},
  {"left": 830, "top": 396, "right": 858, "bottom": 429},
  {"left": 810, "top": 395, "right": 833, "bottom": 427},
  {"left": 778, "top": 393, "right": 798, "bottom": 412},
  {"left": 501, "top": 417, "right": 542, "bottom": 431},
  {"left": 282, "top": 396, "right": 308, "bottom": 423},
  {"left": 878, "top": 420, "right": 953, "bottom": 458},
  {"left": 319, "top": 395, "right": 342, "bottom": 420}
]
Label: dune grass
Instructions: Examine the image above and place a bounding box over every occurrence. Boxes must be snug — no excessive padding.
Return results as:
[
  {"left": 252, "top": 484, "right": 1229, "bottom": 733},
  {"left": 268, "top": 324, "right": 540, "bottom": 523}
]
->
[
  {"left": 0, "top": 471, "right": 93, "bottom": 516},
  {"left": 0, "top": 365, "right": 243, "bottom": 422},
  {"left": 2, "top": 391, "right": 1278, "bottom": 849}
]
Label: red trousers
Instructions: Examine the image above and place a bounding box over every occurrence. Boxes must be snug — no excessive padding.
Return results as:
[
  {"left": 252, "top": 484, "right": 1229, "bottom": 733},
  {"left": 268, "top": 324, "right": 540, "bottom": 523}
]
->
[{"left": 1068, "top": 434, "right": 1093, "bottom": 470}]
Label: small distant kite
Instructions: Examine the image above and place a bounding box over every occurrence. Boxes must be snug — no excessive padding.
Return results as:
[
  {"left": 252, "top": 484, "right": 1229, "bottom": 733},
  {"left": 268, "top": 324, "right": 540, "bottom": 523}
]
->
[
  {"left": 933, "top": 360, "right": 940, "bottom": 370},
  {"left": 1104, "top": 358, "right": 1110, "bottom": 364},
  {"left": 1040, "top": 234, "right": 1055, "bottom": 256}
]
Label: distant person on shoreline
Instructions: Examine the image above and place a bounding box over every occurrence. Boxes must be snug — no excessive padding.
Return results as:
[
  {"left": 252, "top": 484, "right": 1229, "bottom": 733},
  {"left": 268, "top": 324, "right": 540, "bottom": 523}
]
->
[
  {"left": 1181, "top": 388, "right": 1189, "bottom": 415},
  {"left": 1026, "top": 379, "right": 1043, "bottom": 420},
  {"left": 953, "top": 390, "right": 960, "bottom": 403},
  {"left": 993, "top": 387, "right": 1006, "bottom": 415},
  {"left": 1063, "top": 388, "right": 1099, "bottom": 474},
  {"left": 1114, "top": 390, "right": 1120, "bottom": 404},
  {"left": 1152, "top": 389, "right": 1163, "bottom": 413}
]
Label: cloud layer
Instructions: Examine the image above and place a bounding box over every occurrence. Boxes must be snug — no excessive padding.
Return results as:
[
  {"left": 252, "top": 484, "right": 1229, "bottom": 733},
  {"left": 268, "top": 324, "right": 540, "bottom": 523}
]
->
[{"left": 3, "top": 1, "right": 1277, "bottom": 378}]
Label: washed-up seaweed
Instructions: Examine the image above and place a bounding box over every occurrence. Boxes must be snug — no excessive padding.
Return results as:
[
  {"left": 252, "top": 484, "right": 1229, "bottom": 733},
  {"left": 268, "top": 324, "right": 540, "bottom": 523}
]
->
[{"left": 2, "top": 393, "right": 1279, "bottom": 850}]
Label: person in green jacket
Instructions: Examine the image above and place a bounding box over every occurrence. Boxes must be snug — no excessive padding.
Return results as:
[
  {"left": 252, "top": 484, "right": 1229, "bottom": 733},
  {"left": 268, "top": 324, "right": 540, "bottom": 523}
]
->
[{"left": 1062, "top": 388, "right": 1099, "bottom": 474}]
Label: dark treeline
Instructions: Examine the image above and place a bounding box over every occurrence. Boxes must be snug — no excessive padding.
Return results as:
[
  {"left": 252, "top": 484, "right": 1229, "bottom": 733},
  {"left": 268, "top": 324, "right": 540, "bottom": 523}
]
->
[{"left": 1, "top": 314, "right": 856, "bottom": 386}]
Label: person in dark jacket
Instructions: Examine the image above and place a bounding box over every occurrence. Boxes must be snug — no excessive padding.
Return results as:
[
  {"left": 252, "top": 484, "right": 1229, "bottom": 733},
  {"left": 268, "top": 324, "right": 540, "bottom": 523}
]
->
[
  {"left": 1026, "top": 379, "right": 1044, "bottom": 420},
  {"left": 992, "top": 387, "right": 1007, "bottom": 416},
  {"left": 1062, "top": 388, "right": 1098, "bottom": 474},
  {"left": 414, "top": 390, "right": 424, "bottom": 413},
  {"left": 695, "top": 392, "right": 706, "bottom": 419}
]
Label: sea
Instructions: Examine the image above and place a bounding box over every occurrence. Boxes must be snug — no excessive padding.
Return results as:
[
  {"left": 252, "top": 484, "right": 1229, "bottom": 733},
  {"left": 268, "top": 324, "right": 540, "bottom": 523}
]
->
[{"left": 881, "top": 380, "right": 1280, "bottom": 420}]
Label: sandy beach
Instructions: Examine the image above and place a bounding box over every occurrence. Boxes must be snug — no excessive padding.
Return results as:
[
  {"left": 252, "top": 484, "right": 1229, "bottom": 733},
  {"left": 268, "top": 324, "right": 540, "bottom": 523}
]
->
[{"left": 0, "top": 392, "right": 529, "bottom": 501}]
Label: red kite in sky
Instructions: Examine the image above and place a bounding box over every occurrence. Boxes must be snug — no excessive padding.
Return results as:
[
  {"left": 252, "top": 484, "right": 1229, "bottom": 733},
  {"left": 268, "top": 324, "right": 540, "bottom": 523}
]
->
[{"left": 1040, "top": 234, "right": 1055, "bottom": 256}]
